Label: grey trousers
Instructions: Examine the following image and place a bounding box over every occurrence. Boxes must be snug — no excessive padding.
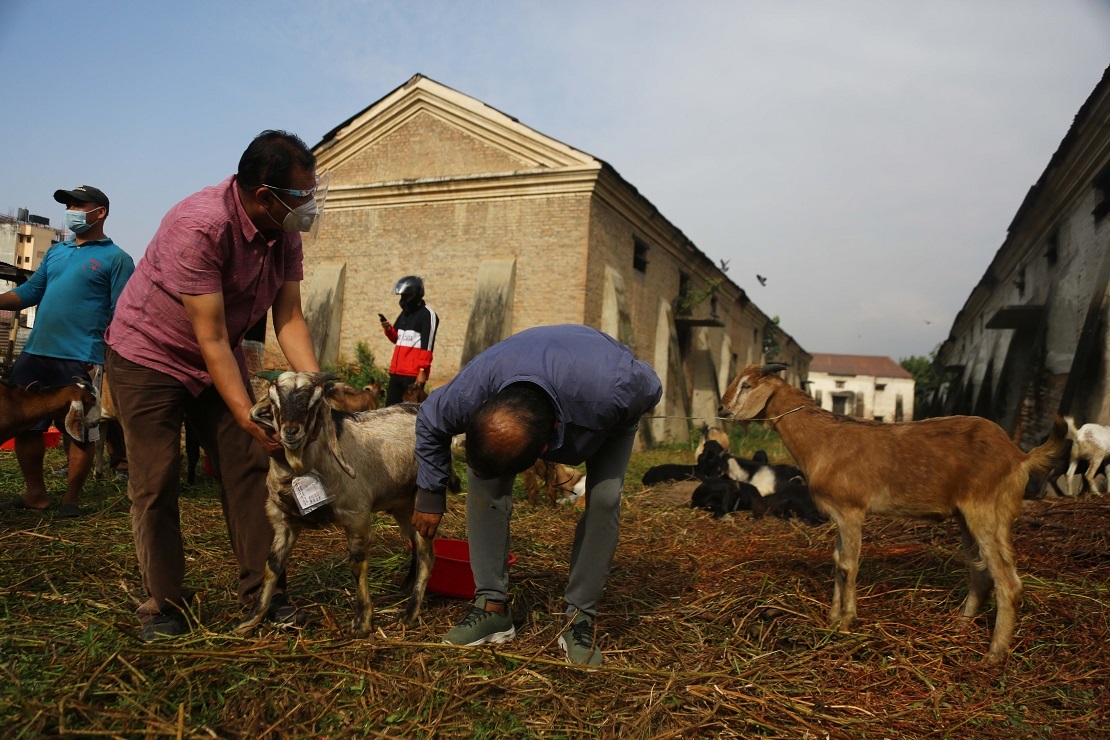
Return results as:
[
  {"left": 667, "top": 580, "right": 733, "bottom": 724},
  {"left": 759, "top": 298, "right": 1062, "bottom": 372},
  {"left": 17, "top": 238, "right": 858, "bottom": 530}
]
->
[{"left": 466, "top": 424, "right": 639, "bottom": 617}]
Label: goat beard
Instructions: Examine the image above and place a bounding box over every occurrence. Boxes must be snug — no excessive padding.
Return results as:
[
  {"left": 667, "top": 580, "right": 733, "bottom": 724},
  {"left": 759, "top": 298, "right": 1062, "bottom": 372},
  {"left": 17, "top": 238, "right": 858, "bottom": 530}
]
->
[{"left": 284, "top": 445, "right": 309, "bottom": 475}]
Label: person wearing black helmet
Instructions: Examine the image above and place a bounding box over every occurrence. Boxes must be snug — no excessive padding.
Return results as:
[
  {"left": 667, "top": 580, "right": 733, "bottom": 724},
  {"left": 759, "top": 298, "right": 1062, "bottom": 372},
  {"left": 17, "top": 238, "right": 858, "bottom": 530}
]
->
[{"left": 379, "top": 276, "right": 439, "bottom": 406}]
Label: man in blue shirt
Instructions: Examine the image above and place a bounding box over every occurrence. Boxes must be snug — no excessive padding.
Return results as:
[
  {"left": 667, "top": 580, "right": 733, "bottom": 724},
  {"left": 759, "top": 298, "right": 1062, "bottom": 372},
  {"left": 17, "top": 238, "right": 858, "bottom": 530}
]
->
[
  {"left": 0, "top": 185, "right": 134, "bottom": 517},
  {"left": 413, "top": 325, "right": 662, "bottom": 665}
]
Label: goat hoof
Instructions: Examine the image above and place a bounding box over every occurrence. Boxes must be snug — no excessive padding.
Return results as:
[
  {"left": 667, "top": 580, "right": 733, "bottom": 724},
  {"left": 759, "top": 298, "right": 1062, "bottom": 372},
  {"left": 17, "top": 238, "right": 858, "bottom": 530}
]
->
[
  {"left": 981, "top": 651, "right": 1007, "bottom": 667},
  {"left": 233, "top": 620, "right": 258, "bottom": 636}
]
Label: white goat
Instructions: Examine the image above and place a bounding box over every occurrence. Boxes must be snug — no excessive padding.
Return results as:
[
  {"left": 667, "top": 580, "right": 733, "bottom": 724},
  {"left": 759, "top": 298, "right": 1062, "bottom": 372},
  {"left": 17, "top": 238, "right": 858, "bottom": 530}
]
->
[
  {"left": 236, "top": 372, "right": 433, "bottom": 637},
  {"left": 719, "top": 363, "right": 1067, "bottom": 664},
  {"left": 0, "top": 380, "right": 100, "bottom": 444},
  {"left": 1064, "top": 416, "right": 1110, "bottom": 496}
]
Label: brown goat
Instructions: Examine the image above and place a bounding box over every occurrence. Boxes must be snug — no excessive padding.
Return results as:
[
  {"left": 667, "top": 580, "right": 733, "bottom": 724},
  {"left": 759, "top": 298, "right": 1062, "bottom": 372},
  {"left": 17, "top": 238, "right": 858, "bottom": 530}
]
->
[
  {"left": 402, "top": 381, "right": 428, "bottom": 404},
  {"left": 695, "top": 425, "right": 731, "bottom": 459},
  {"left": 719, "top": 363, "right": 1067, "bottom": 664},
  {"left": 522, "top": 459, "right": 584, "bottom": 506},
  {"left": 0, "top": 380, "right": 100, "bottom": 444},
  {"left": 324, "top": 382, "right": 380, "bottom": 413},
  {"left": 362, "top": 381, "right": 383, "bottom": 407}
]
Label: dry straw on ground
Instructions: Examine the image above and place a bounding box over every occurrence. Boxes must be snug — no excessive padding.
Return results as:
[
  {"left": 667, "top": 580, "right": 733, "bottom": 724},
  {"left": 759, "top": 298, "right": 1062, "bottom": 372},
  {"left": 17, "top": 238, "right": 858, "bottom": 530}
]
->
[{"left": 0, "top": 441, "right": 1107, "bottom": 738}]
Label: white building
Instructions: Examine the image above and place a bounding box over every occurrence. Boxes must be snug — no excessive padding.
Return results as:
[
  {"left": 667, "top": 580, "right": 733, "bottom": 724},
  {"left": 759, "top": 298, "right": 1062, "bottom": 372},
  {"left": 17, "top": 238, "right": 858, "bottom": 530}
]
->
[{"left": 807, "top": 353, "right": 914, "bottom": 422}]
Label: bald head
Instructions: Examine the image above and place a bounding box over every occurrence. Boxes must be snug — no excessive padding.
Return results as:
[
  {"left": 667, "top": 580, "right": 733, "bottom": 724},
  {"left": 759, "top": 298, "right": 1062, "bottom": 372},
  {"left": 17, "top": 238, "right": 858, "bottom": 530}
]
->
[{"left": 466, "top": 383, "right": 555, "bottom": 479}]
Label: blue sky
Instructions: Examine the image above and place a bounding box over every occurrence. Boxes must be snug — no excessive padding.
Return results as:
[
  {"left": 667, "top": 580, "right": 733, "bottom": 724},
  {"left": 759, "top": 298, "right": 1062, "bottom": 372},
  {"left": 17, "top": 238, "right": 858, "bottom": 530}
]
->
[{"left": 2, "top": 0, "right": 1108, "bottom": 360}]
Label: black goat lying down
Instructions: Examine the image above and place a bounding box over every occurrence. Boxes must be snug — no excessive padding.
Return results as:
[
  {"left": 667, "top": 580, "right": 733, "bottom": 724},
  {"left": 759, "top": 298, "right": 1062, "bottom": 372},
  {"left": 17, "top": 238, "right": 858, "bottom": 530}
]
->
[
  {"left": 691, "top": 478, "right": 765, "bottom": 518},
  {"left": 642, "top": 463, "right": 699, "bottom": 486},
  {"left": 642, "top": 441, "right": 730, "bottom": 486},
  {"left": 727, "top": 454, "right": 805, "bottom": 497},
  {"left": 690, "top": 476, "right": 826, "bottom": 524},
  {"left": 764, "top": 480, "right": 826, "bottom": 525}
]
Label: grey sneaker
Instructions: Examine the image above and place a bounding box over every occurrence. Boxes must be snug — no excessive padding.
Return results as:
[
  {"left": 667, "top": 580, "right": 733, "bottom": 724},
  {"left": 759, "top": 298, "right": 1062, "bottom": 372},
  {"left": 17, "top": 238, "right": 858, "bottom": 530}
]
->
[
  {"left": 558, "top": 611, "right": 603, "bottom": 666},
  {"left": 443, "top": 595, "right": 516, "bottom": 646},
  {"left": 139, "top": 610, "right": 190, "bottom": 642}
]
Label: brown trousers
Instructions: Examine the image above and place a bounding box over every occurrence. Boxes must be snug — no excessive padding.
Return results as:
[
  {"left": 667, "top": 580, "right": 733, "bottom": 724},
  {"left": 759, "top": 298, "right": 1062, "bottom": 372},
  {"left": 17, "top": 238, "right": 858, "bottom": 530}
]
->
[{"left": 106, "top": 349, "right": 282, "bottom": 619}]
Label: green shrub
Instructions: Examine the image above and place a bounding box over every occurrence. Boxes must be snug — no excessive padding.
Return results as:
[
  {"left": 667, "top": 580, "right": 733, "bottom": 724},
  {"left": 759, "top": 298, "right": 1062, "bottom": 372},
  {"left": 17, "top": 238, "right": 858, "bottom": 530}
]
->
[{"left": 322, "top": 341, "right": 389, "bottom": 389}]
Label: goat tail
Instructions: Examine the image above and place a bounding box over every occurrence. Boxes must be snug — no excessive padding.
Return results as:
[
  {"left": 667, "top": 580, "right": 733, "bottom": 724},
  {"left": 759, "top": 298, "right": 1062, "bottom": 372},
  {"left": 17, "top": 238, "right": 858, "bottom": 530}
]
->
[
  {"left": 1063, "top": 415, "right": 1079, "bottom": 443},
  {"left": 1024, "top": 414, "right": 1069, "bottom": 479}
]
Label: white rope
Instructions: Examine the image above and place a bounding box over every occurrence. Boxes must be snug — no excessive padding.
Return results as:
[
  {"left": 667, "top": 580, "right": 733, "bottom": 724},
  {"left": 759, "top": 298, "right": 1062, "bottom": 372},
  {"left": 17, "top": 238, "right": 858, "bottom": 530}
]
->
[{"left": 642, "top": 406, "right": 807, "bottom": 425}]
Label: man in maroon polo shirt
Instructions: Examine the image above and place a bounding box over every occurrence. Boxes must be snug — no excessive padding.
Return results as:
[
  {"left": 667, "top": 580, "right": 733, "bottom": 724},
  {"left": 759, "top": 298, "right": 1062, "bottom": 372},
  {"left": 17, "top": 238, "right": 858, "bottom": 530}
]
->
[{"left": 106, "top": 130, "right": 325, "bottom": 641}]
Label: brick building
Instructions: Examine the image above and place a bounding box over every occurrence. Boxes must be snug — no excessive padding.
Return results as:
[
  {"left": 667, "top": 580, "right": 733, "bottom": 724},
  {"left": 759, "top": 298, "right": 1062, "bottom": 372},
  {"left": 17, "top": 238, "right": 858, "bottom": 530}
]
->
[
  {"left": 933, "top": 64, "right": 1110, "bottom": 446},
  {"left": 290, "top": 75, "right": 809, "bottom": 443}
]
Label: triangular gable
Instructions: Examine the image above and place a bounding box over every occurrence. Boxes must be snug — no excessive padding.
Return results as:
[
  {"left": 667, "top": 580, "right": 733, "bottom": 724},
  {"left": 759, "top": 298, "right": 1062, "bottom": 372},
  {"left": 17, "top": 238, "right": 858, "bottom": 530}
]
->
[{"left": 314, "top": 74, "right": 598, "bottom": 180}]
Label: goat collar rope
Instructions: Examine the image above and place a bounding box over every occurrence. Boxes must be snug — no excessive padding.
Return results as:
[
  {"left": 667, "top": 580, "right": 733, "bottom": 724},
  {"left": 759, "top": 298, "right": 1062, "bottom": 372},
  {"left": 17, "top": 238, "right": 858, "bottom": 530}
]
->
[
  {"left": 758, "top": 405, "right": 806, "bottom": 427},
  {"left": 642, "top": 406, "right": 807, "bottom": 425}
]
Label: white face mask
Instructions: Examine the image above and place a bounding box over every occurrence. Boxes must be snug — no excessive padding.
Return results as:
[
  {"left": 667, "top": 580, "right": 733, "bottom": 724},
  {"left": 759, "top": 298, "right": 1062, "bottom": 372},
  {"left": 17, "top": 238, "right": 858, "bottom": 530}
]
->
[{"left": 272, "top": 194, "right": 318, "bottom": 233}]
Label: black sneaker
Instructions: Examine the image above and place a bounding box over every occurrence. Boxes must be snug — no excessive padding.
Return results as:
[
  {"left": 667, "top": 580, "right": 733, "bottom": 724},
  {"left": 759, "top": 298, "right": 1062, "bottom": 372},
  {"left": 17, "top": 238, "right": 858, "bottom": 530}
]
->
[
  {"left": 139, "top": 611, "right": 190, "bottom": 642},
  {"left": 265, "top": 593, "right": 313, "bottom": 628}
]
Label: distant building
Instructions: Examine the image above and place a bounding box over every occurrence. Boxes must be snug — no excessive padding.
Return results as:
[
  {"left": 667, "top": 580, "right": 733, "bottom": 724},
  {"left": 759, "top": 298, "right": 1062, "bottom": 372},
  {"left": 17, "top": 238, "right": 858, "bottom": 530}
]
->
[
  {"left": 293, "top": 75, "right": 810, "bottom": 444},
  {"left": 807, "top": 353, "right": 914, "bottom": 422},
  {"left": 0, "top": 211, "right": 63, "bottom": 373},
  {"left": 933, "top": 64, "right": 1110, "bottom": 446},
  {"left": 0, "top": 210, "right": 63, "bottom": 277}
]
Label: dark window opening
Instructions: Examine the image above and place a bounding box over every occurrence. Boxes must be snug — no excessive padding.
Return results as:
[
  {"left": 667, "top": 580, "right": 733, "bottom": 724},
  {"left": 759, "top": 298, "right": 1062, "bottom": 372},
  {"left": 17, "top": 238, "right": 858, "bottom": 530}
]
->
[
  {"left": 1094, "top": 164, "right": 1110, "bottom": 221},
  {"left": 1045, "top": 229, "right": 1059, "bottom": 266},
  {"left": 876, "top": 383, "right": 886, "bottom": 391},
  {"left": 1014, "top": 264, "right": 1025, "bottom": 297},
  {"left": 633, "top": 238, "right": 649, "bottom": 273}
]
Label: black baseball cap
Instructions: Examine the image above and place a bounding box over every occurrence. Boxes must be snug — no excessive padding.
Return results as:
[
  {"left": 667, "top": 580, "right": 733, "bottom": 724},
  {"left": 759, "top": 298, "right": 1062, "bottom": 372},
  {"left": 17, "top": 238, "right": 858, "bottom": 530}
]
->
[{"left": 53, "top": 185, "right": 110, "bottom": 211}]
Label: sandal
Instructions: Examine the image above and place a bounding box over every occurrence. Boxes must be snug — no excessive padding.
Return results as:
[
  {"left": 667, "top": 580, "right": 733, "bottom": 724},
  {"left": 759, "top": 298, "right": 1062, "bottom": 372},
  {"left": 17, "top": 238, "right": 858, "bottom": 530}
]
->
[
  {"left": 1, "top": 496, "right": 50, "bottom": 511},
  {"left": 56, "top": 503, "right": 84, "bottom": 518}
]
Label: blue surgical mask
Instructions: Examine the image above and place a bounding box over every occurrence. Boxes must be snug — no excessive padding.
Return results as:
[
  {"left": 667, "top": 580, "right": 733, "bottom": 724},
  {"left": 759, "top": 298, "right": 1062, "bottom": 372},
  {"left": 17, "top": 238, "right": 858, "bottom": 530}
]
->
[{"left": 64, "top": 208, "right": 99, "bottom": 235}]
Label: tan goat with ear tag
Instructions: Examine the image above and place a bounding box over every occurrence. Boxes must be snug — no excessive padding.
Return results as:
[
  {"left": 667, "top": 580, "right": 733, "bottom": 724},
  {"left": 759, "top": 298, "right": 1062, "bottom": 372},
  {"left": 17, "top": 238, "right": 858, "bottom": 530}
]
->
[{"left": 237, "top": 372, "right": 433, "bottom": 637}]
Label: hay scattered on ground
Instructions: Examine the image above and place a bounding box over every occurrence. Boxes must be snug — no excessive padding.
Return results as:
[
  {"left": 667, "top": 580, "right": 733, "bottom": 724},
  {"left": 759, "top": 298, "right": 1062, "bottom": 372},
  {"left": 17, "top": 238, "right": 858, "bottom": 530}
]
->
[{"left": 0, "top": 445, "right": 1107, "bottom": 738}]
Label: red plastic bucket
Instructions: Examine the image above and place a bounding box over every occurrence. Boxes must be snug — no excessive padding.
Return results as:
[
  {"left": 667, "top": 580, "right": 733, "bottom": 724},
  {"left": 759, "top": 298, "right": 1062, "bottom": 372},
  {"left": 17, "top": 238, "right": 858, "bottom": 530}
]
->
[
  {"left": 426, "top": 538, "right": 517, "bottom": 599},
  {"left": 1, "top": 428, "right": 62, "bottom": 451}
]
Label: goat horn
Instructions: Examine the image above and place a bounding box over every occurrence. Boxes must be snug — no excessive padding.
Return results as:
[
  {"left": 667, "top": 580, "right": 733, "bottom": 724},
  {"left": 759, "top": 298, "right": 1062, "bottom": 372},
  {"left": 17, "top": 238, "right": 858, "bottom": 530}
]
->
[{"left": 760, "top": 363, "right": 788, "bottom": 375}]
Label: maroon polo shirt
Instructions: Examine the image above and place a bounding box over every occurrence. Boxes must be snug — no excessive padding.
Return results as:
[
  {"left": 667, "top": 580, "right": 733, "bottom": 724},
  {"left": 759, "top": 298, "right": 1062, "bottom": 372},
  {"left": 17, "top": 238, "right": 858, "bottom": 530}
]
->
[{"left": 106, "top": 176, "right": 303, "bottom": 395}]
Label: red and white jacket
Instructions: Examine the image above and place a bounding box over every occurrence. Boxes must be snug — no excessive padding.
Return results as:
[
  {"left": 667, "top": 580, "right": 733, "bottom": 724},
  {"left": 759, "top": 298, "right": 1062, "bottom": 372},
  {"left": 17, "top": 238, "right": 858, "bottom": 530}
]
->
[{"left": 384, "top": 302, "right": 438, "bottom": 378}]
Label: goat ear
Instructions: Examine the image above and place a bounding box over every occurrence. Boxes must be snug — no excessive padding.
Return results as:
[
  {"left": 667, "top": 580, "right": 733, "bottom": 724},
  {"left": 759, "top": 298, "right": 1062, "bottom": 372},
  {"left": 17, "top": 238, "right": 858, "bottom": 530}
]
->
[
  {"left": 319, "top": 405, "right": 356, "bottom": 479},
  {"left": 63, "top": 401, "right": 86, "bottom": 441},
  {"left": 249, "top": 397, "right": 277, "bottom": 432}
]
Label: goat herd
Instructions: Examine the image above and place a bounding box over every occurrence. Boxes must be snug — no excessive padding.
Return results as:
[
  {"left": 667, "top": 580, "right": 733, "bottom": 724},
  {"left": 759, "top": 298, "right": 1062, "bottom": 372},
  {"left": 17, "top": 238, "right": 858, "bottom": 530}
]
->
[
  {"left": 2, "top": 362, "right": 1107, "bottom": 667},
  {"left": 644, "top": 435, "right": 825, "bottom": 525}
]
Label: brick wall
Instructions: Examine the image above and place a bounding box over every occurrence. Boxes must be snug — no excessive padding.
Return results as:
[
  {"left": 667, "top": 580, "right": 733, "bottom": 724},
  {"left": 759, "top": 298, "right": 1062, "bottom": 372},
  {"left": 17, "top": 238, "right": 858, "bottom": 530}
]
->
[{"left": 304, "top": 193, "right": 592, "bottom": 381}]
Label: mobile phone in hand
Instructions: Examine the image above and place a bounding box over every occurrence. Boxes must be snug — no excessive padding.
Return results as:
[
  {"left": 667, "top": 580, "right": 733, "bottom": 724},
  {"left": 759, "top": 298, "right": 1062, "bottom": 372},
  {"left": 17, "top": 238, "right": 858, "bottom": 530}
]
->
[{"left": 378, "top": 313, "right": 387, "bottom": 322}]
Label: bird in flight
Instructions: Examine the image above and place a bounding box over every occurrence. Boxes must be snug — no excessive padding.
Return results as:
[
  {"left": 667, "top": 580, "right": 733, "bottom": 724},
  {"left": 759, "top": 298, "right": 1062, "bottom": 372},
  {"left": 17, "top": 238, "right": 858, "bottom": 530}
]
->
[{"left": 756, "top": 274, "right": 767, "bottom": 286}]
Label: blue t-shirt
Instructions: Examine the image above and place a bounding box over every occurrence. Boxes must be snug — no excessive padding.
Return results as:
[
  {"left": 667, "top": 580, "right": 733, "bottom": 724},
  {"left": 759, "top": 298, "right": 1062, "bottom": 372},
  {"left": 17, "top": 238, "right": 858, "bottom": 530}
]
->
[{"left": 13, "top": 238, "right": 135, "bottom": 365}]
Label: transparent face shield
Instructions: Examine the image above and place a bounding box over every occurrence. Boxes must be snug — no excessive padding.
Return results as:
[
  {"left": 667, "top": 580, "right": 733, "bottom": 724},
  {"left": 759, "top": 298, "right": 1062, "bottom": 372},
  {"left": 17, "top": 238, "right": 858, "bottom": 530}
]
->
[
  {"left": 262, "top": 169, "right": 331, "bottom": 238},
  {"left": 306, "top": 170, "right": 330, "bottom": 240}
]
